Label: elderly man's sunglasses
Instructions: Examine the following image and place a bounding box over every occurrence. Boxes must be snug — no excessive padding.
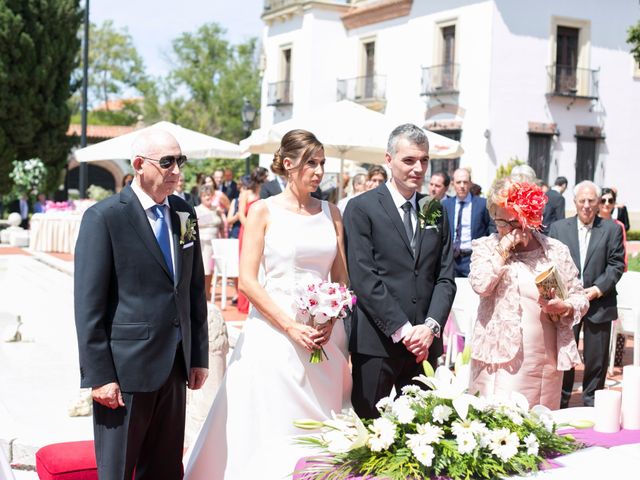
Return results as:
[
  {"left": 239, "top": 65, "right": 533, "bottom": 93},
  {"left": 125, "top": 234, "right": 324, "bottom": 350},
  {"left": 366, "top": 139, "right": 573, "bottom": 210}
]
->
[{"left": 140, "top": 155, "right": 187, "bottom": 169}]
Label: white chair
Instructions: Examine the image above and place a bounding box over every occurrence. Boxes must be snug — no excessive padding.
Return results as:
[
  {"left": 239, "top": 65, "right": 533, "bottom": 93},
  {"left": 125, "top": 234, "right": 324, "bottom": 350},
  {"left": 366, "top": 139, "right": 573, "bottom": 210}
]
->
[
  {"left": 609, "top": 271, "right": 640, "bottom": 369},
  {"left": 444, "top": 278, "right": 480, "bottom": 366},
  {"left": 211, "top": 238, "right": 239, "bottom": 310}
]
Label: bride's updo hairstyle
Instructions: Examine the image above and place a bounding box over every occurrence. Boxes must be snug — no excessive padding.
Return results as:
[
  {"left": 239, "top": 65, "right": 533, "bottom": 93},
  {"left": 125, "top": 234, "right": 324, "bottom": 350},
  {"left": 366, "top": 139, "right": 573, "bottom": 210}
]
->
[{"left": 271, "top": 129, "right": 324, "bottom": 177}]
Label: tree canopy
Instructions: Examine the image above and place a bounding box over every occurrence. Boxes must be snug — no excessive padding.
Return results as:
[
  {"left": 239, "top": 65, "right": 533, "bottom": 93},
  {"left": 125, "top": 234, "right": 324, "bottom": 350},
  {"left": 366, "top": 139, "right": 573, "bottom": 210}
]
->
[
  {"left": 0, "top": 0, "right": 82, "bottom": 195},
  {"left": 628, "top": 20, "right": 640, "bottom": 64}
]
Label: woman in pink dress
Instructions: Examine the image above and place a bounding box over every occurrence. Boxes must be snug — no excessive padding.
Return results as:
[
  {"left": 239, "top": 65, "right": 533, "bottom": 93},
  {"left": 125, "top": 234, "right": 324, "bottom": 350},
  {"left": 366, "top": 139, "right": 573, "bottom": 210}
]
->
[
  {"left": 468, "top": 179, "right": 589, "bottom": 409},
  {"left": 236, "top": 167, "right": 268, "bottom": 314}
]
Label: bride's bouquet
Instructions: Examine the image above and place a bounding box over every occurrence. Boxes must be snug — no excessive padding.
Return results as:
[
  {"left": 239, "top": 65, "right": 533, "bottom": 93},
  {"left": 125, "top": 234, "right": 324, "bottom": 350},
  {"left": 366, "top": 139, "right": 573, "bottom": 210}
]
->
[
  {"left": 294, "top": 281, "right": 355, "bottom": 363},
  {"left": 295, "top": 350, "right": 582, "bottom": 479}
]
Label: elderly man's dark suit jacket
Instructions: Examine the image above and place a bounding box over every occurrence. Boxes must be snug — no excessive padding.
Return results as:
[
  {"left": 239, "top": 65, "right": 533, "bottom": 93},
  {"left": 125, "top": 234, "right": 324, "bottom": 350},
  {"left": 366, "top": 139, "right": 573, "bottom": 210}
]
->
[
  {"left": 75, "top": 186, "right": 208, "bottom": 392},
  {"left": 343, "top": 185, "right": 456, "bottom": 417},
  {"left": 542, "top": 189, "right": 565, "bottom": 234},
  {"left": 549, "top": 216, "right": 624, "bottom": 324},
  {"left": 549, "top": 215, "right": 625, "bottom": 406}
]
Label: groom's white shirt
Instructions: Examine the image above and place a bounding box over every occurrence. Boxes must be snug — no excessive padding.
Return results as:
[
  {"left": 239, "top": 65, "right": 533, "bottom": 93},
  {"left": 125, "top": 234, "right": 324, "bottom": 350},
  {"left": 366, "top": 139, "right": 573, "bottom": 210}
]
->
[{"left": 386, "top": 180, "right": 417, "bottom": 343}]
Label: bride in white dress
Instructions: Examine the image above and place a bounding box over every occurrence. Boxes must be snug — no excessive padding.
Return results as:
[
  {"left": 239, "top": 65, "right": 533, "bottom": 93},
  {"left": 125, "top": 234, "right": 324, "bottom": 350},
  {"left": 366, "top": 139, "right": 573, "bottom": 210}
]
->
[{"left": 184, "top": 130, "right": 352, "bottom": 480}]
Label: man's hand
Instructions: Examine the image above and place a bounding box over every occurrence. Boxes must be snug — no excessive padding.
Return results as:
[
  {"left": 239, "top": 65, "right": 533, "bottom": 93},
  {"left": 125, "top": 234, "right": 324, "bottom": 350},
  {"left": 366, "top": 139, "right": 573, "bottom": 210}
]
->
[
  {"left": 584, "top": 286, "right": 601, "bottom": 302},
  {"left": 188, "top": 367, "right": 209, "bottom": 390},
  {"left": 92, "top": 382, "right": 124, "bottom": 409},
  {"left": 402, "top": 325, "right": 435, "bottom": 363}
]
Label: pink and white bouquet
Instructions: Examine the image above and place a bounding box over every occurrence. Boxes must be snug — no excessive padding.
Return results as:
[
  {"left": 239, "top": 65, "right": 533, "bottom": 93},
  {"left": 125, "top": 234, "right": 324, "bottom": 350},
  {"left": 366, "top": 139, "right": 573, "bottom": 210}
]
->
[{"left": 294, "top": 281, "right": 355, "bottom": 363}]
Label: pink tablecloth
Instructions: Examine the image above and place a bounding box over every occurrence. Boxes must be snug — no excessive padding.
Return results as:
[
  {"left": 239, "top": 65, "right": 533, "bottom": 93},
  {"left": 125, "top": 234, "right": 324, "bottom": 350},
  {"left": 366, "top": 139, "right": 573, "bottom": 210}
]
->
[{"left": 293, "top": 428, "right": 640, "bottom": 479}]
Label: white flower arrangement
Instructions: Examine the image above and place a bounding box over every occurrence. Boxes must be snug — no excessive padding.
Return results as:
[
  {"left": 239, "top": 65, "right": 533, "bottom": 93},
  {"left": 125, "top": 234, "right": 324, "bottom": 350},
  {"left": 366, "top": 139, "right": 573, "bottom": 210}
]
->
[{"left": 295, "top": 348, "right": 582, "bottom": 480}]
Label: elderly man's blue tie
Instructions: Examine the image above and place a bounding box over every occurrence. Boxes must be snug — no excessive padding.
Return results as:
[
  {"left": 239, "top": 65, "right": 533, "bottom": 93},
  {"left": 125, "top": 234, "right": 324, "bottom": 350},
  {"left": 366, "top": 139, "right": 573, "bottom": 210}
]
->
[{"left": 151, "top": 204, "right": 174, "bottom": 279}]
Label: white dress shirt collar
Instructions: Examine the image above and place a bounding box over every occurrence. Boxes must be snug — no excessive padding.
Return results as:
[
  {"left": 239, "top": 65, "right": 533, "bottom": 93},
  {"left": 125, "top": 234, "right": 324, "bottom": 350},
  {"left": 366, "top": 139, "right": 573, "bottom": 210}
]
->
[
  {"left": 386, "top": 180, "right": 417, "bottom": 210},
  {"left": 132, "top": 179, "right": 170, "bottom": 210}
]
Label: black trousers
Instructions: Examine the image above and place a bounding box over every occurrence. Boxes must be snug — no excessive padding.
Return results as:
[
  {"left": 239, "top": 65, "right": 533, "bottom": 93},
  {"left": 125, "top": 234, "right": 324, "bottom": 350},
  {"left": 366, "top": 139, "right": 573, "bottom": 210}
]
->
[
  {"left": 351, "top": 352, "right": 435, "bottom": 419},
  {"left": 561, "top": 319, "right": 611, "bottom": 408},
  {"left": 454, "top": 253, "right": 471, "bottom": 277},
  {"left": 93, "top": 349, "right": 187, "bottom": 480}
]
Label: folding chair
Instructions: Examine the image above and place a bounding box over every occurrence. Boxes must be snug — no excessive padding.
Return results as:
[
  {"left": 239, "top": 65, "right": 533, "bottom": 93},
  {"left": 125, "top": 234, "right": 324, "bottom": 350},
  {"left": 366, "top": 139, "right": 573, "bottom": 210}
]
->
[{"left": 211, "top": 238, "right": 240, "bottom": 310}]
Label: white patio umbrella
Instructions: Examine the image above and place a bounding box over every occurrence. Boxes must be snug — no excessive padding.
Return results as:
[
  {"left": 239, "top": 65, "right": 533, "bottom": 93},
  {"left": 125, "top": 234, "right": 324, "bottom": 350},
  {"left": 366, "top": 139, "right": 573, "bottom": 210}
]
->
[
  {"left": 74, "top": 121, "right": 247, "bottom": 162},
  {"left": 239, "top": 100, "right": 463, "bottom": 196}
]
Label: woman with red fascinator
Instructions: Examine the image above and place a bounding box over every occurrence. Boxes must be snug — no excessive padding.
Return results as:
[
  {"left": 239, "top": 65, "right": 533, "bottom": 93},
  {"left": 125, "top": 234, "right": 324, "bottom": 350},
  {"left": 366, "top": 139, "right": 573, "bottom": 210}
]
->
[{"left": 468, "top": 179, "right": 589, "bottom": 409}]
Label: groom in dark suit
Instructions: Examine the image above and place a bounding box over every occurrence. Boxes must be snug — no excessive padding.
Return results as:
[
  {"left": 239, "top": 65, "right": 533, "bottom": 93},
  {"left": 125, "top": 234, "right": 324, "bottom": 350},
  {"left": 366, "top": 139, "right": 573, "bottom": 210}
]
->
[
  {"left": 549, "top": 180, "right": 625, "bottom": 407},
  {"left": 74, "top": 129, "right": 209, "bottom": 479},
  {"left": 343, "top": 124, "right": 456, "bottom": 419}
]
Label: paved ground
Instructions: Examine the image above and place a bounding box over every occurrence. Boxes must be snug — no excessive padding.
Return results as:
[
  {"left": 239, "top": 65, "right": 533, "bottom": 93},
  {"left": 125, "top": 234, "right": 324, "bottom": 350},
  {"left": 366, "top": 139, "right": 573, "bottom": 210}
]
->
[{"left": 0, "top": 245, "right": 635, "bottom": 478}]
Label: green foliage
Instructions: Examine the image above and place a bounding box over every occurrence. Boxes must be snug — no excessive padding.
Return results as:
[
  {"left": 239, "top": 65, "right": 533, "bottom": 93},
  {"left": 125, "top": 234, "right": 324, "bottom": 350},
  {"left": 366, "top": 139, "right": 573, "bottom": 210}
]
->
[
  {"left": 181, "top": 158, "right": 258, "bottom": 191},
  {"left": 627, "top": 230, "right": 640, "bottom": 241},
  {"left": 151, "top": 23, "right": 261, "bottom": 143},
  {"left": 86, "top": 184, "right": 113, "bottom": 202},
  {"left": 628, "top": 254, "right": 640, "bottom": 272},
  {"left": 0, "top": 0, "right": 82, "bottom": 195},
  {"left": 494, "top": 157, "right": 525, "bottom": 184},
  {"left": 628, "top": 20, "right": 640, "bottom": 63}
]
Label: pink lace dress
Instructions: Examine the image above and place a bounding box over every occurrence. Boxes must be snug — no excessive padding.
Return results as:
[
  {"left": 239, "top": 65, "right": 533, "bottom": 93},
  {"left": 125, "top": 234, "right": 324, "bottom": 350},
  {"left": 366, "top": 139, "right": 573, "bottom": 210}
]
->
[{"left": 468, "top": 232, "right": 588, "bottom": 409}]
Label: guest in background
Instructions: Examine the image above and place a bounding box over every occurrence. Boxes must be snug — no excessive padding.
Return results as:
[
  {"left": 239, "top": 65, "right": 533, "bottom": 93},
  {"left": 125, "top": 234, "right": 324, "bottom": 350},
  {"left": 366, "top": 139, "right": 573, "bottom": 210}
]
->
[
  {"left": 8, "top": 193, "right": 30, "bottom": 228},
  {"left": 337, "top": 173, "right": 367, "bottom": 213},
  {"left": 469, "top": 179, "right": 588, "bottom": 409},
  {"left": 365, "top": 165, "right": 387, "bottom": 191},
  {"left": 542, "top": 176, "right": 567, "bottom": 234},
  {"left": 204, "top": 175, "right": 231, "bottom": 214},
  {"left": 428, "top": 171, "right": 450, "bottom": 201},
  {"left": 470, "top": 183, "right": 482, "bottom": 197},
  {"left": 195, "top": 184, "right": 226, "bottom": 302},
  {"left": 121, "top": 173, "right": 134, "bottom": 189},
  {"left": 213, "top": 169, "right": 224, "bottom": 189},
  {"left": 220, "top": 168, "right": 239, "bottom": 201},
  {"left": 173, "top": 173, "right": 194, "bottom": 206},
  {"left": 549, "top": 181, "right": 625, "bottom": 407},
  {"left": 226, "top": 175, "right": 250, "bottom": 306},
  {"left": 442, "top": 168, "right": 494, "bottom": 277},
  {"left": 610, "top": 186, "right": 630, "bottom": 232},
  {"left": 510, "top": 164, "right": 537, "bottom": 183},
  {"left": 599, "top": 187, "right": 629, "bottom": 368},
  {"left": 237, "top": 167, "right": 268, "bottom": 314},
  {"left": 190, "top": 173, "right": 205, "bottom": 206},
  {"left": 33, "top": 193, "right": 47, "bottom": 213}
]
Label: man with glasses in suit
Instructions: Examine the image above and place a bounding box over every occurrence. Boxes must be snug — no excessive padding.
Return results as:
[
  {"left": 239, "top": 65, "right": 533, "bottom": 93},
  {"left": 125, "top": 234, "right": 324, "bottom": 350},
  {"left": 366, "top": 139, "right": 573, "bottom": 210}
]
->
[{"left": 74, "top": 129, "right": 209, "bottom": 479}]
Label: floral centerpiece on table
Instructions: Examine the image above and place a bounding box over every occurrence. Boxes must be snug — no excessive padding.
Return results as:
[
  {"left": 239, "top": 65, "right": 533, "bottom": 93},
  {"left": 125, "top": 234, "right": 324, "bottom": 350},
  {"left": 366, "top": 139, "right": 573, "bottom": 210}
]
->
[
  {"left": 44, "top": 200, "right": 74, "bottom": 212},
  {"left": 295, "top": 349, "right": 581, "bottom": 479},
  {"left": 294, "top": 280, "right": 355, "bottom": 363}
]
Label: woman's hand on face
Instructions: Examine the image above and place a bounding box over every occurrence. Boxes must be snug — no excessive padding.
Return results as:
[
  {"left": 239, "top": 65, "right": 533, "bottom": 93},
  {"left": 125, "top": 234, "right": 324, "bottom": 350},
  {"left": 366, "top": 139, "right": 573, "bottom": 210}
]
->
[
  {"left": 501, "top": 228, "right": 530, "bottom": 250},
  {"left": 285, "top": 322, "right": 321, "bottom": 352}
]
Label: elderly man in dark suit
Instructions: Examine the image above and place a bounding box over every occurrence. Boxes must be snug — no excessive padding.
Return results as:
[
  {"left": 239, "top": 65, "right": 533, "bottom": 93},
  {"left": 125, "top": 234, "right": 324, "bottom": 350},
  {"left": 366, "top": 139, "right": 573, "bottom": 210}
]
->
[
  {"left": 343, "top": 124, "right": 456, "bottom": 419},
  {"left": 74, "top": 129, "right": 209, "bottom": 479},
  {"left": 542, "top": 176, "right": 567, "bottom": 234},
  {"left": 442, "top": 168, "right": 494, "bottom": 277},
  {"left": 549, "top": 180, "right": 625, "bottom": 408}
]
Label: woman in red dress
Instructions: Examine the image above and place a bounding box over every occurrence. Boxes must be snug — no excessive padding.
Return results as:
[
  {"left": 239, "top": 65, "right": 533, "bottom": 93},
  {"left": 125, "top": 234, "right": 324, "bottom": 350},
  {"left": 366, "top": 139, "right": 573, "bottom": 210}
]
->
[{"left": 236, "top": 167, "right": 268, "bottom": 314}]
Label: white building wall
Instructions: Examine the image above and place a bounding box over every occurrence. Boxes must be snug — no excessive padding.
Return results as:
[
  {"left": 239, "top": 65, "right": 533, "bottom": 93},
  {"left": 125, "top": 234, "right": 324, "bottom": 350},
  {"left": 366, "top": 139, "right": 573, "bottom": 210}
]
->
[{"left": 259, "top": 0, "right": 640, "bottom": 213}]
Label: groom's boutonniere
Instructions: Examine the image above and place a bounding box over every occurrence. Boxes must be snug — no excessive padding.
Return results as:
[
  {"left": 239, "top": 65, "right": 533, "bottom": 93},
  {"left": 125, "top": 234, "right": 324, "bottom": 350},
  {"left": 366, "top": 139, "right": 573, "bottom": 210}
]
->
[
  {"left": 418, "top": 197, "right": 442, "bottom": 230},
  {"left": 177, "top": 211, "right": 197, "bottom": 245}
]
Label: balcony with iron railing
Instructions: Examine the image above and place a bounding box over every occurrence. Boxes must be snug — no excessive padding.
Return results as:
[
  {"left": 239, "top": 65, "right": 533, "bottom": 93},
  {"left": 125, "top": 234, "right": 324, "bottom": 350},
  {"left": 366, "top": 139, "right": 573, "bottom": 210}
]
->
[
  {"left": 336, "top": 75, "right": 386, "bottom": 108},
  {"left": 546, "top": 65, "right": 599, "bottom": 99},
  {"left": 420, "top": 64, "right": 459, "bottom": 96},
  {"left": 267, "top": 81, "right": 293, "bottom": 106}
]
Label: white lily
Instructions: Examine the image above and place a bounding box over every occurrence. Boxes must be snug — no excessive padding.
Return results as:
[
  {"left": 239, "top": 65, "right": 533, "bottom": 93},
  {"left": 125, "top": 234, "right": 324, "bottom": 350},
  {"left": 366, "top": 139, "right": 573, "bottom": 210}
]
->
[
  {"left": 415, "top": 365, "right": 468, "bottom": 400},
  {"left": 176, "top": 211, "right": 191, "bottom": 238}
]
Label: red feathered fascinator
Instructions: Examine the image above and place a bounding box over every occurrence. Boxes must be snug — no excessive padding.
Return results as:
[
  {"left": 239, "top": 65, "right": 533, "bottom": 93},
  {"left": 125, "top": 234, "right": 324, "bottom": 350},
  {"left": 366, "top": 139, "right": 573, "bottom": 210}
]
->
[{"left": 496, "top": 182, "right": 548, "bottom": 231}]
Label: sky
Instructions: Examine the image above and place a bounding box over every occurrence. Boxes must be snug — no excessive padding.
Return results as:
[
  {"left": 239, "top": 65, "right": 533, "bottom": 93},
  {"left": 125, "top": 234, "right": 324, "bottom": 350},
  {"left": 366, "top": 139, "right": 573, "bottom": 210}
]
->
[{"left": 90, "top": 0, "right": 264, "bottom": 78}]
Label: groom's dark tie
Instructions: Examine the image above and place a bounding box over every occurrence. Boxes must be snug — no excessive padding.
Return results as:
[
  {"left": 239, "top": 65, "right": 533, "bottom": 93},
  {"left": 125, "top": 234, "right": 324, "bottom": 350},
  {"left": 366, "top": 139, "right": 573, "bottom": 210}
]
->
[
  {"left": 151, "top": 204, "right": 174, "bottom": 279},
  {"left": 453, "top": 200, "right": 465, "bottom": 258},
  {"left": 401, "top": 201, "right": 416, "bottom": 255}
]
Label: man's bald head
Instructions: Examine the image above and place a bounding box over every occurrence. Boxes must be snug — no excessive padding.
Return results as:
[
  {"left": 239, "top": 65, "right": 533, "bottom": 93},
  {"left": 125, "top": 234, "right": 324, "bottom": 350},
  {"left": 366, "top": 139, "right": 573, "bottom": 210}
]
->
[{"left": 131, "top": 129, "right": 181, "bottom": 162}]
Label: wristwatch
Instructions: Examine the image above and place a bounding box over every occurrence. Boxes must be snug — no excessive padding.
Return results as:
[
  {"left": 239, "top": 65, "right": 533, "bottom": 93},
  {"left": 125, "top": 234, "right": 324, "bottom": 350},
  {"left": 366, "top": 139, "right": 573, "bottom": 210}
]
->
[{"left": 425, "top": 317, "right": 441, "bottom": 338}]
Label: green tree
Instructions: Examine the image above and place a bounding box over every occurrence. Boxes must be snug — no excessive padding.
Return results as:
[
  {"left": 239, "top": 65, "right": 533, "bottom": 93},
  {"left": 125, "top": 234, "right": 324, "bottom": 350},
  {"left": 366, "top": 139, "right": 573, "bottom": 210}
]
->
[
  {"left": 159, "top": 23, "right": 261, "bottom": 144},
  {"left": 493, "top": 157, "right": 525, "bottom": 184},
  {"left": 0, "top": 0, "right": 82, "bottom": 196},
  {"left": 69, "top": 20, "right": 148, "bottom": 126},
  {"left": 628, "top": 20, "right": 640, "bottom": 63}
]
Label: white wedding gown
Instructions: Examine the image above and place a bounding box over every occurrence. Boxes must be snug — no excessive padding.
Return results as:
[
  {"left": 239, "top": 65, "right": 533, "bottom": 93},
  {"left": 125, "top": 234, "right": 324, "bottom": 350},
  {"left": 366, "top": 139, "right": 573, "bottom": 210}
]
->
[{"left": 184, "top": 198, "right": 352, "bottom": 480}]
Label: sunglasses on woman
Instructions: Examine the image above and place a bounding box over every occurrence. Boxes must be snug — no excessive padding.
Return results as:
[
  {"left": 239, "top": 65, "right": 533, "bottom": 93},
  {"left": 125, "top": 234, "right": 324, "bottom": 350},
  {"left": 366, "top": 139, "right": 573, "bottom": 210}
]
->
[
  {"left": 140, "top": 155, "right": 187, "bottom": 169},
  {"left": 600, "top": 197, "right": 615, "bottom": 205}
]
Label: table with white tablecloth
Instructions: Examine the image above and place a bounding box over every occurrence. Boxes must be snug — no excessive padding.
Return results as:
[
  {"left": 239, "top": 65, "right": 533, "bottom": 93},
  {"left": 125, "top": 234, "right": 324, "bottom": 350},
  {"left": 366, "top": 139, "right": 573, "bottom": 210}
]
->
[{"left": 29, "top": 212, "right": 84, "bottom": 254}]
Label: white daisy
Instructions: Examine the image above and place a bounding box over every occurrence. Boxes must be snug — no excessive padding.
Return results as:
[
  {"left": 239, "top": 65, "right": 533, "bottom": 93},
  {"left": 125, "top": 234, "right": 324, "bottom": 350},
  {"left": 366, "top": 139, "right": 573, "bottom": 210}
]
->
[
  {"left": 432, "top": 404, "right": 453, "bottom": 424},
  {"left": 489, "top": 428, "right": 520, "bottom": 461},
  {"left": 524, "top": 433, "right": 539, "bottom": 456},
  {"left": 392, "top": 396, "right": 416, "bottom": 424},
  {"left": 367, "top": 417, "right": 397, "bottom": 452},
  {"left": 416, "top": 423, "right": 444, "bottom": 443},
  {"left": 456, "top": 431, "right": 477, "bottom": 454},
  {"left": 375, "top": 396, "right": 393, "bottom": 415},
  {"left": 411, "top": 444, "right": 436, "bottom": 467}
]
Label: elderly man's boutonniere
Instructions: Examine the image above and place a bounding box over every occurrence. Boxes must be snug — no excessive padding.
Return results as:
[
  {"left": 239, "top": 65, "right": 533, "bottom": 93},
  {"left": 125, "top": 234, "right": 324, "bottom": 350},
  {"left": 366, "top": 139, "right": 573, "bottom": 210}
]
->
[
  {"left": 418, "top": 197, "right": 442, "bottom": 230},
  {"left": 176, "top": 211, "right": 197, "bottom": 244}
]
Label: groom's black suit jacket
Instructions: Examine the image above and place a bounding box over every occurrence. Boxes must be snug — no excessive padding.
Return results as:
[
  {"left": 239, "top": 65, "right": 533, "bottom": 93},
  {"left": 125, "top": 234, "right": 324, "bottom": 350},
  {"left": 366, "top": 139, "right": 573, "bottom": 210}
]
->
[
  {"left": 343, "top": 185, "right": 456, "bottom": 362},
  {"left": 74, "top": 185, "right": 209, "bottom": 393}
]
